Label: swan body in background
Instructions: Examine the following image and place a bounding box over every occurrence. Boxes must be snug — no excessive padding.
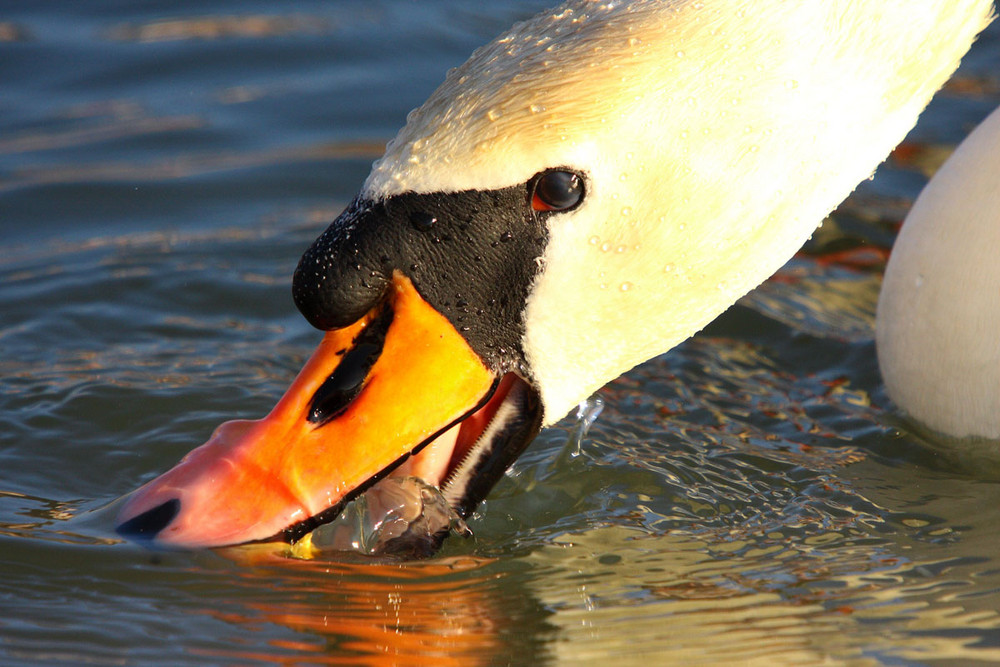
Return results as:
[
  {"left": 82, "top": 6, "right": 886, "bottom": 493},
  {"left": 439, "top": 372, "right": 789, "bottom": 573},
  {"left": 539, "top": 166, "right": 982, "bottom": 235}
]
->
[
  {"left": 878, "top": 105, "right": 1000, "bottom": 440},
  {"left": 116, "top": 0, "right": 994, "bottom": 549}
]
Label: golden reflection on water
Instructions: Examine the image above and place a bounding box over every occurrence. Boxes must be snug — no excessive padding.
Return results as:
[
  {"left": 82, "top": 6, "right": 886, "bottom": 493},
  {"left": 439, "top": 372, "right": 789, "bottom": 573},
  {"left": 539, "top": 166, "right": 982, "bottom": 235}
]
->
[
  {"left": 522, "top": 525, "right": 1000, "bottom": 665},
  {"left": 0, "top": 22, "right": 28, "bottom": 42},
  {"left": 209, "top": 548, "right": 513, "bottom": 666},
  {"left": 173, "top": 515, "right": 1000, "bottom": 665},
  {"left": 106, "top": 15, "right": 336, "bottom": 43}
]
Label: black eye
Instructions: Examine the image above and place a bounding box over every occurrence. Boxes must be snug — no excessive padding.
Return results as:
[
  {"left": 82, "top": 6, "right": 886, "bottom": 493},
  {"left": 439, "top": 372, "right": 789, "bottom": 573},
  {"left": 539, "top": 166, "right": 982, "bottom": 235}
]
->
[{"left": 531, "top": 170, "right": 584, "bottom": 212}]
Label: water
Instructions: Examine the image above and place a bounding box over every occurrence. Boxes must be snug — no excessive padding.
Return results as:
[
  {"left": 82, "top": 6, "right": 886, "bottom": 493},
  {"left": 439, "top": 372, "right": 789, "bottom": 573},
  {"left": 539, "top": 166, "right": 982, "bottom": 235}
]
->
[{"left": 3, "top": 1, "right": 1000, "bottom": 664}]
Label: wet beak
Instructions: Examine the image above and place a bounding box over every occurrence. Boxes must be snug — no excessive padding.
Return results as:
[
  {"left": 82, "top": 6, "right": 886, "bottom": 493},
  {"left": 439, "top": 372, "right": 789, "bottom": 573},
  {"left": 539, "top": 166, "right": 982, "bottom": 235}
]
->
[{"left": 116, "top": 273, "right": 541, "bottom": 549}]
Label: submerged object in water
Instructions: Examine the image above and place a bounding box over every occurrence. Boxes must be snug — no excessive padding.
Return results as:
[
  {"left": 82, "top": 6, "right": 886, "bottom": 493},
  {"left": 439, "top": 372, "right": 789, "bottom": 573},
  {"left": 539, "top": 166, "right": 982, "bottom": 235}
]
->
[{"left": 295, "top": 476, "right": 472, "bottom": 559}]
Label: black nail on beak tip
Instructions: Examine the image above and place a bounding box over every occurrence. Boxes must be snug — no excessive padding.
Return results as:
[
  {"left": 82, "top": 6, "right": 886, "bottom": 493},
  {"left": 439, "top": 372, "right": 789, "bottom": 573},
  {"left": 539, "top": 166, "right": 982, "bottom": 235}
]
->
[{"left": 116, "top": 498, "right": 181, "bottom": 540}]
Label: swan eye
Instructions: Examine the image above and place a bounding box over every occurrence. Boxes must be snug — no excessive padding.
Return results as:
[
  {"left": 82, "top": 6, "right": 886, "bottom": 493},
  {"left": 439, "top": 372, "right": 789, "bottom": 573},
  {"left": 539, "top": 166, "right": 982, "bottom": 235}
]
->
[{"left": 531, "top": 170, "right": 584, "bottom": 213}]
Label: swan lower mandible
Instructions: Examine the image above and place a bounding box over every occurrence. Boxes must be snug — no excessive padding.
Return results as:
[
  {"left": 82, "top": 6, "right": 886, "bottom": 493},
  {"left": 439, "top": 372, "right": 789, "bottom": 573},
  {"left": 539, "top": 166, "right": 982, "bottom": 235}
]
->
[{"left": 116, "top": 0, "right": 993, "bottom": 550}]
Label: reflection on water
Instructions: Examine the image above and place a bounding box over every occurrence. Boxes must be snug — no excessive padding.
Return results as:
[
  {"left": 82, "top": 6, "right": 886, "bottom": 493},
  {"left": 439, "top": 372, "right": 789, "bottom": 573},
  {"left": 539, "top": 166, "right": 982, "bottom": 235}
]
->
[
  {"left": 202, "top": 552, "right": 548, "bottom": 665},
  {"left": 106, "top": 14, "right": 337, "bottom": 43},
  {"left": 530, "top": 525, "right": 1000, "bottom": 664},
  {"left": 3, "top": 1, "right": 1000, "bottom": 664}
]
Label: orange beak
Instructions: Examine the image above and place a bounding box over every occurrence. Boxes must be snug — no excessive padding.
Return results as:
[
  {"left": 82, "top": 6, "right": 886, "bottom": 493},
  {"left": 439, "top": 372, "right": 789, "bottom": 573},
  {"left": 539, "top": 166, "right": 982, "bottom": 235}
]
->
[{"left": 117, "top": 273, "right": 540, "bottom": 549}]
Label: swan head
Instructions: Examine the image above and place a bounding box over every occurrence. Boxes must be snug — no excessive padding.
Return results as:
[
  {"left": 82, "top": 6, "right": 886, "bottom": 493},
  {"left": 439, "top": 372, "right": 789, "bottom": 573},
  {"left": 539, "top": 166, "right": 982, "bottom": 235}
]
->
[{"left": 116, "top": 0, "right": 992, "bottom": 550}]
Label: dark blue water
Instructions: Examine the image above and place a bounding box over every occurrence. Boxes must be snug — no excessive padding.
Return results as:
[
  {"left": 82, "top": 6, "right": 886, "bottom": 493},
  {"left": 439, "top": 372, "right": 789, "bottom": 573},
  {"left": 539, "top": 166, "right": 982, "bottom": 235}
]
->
[{"left": 3, "top": 2, "right": 1000, "bottom": 664}]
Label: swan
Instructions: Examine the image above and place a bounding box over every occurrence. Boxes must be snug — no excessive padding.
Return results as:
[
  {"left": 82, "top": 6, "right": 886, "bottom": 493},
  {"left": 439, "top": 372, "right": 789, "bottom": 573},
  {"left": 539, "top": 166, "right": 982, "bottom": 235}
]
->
[
  {"left": 877, "top": 104, "right": 1000, "bottom": 440},
  {"left": 116, "top": 0, "right": 994, "bottom": 549}
]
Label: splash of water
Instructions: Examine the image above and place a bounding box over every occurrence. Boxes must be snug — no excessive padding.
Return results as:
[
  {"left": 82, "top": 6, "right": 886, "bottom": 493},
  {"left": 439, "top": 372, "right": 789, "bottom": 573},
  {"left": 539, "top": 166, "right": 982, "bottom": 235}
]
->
[
  {"left": 525, "top": 394, "right": 605, "bottom": 486},
  {"left": 569, "top": 395, "right": 604, "bottom": 457}
]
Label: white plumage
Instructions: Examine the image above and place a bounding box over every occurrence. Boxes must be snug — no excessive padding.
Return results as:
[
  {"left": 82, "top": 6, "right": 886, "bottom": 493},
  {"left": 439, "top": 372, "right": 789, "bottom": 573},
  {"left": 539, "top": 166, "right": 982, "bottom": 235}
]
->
[
  {"left": 366, "top": 0, "right": 993, "bottom": 423},
  {"left": 878, "top": 105, "right": 1000, "bottom": 439}
]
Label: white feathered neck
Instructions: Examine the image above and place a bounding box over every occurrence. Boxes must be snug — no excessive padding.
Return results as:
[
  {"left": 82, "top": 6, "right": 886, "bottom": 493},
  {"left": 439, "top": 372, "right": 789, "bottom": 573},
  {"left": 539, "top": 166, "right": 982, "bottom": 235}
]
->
[{"left": 365, "top": 0, "right": 993, "bottom": 424}]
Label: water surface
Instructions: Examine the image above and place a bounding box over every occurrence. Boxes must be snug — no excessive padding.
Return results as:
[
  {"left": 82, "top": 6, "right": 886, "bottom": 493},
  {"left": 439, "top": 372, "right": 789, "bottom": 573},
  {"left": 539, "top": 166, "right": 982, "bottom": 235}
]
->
[{"left": 3, "top": 2, "right": 1000, "bottom": 664}]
